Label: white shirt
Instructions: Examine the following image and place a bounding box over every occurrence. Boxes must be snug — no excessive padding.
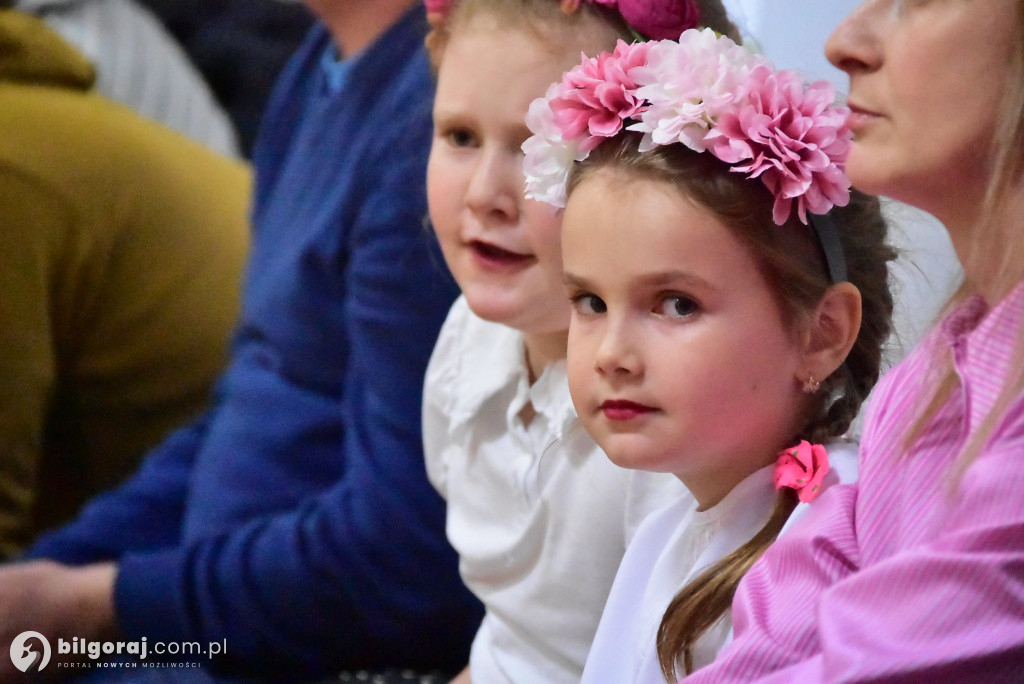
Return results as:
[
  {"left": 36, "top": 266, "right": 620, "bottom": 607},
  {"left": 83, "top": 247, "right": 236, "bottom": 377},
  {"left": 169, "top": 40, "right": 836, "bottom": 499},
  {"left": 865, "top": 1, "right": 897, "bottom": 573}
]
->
[
  {"left": 424, "top": 297, "right": 685, "bottom": 684},
  {"left": 581, "top": 440, "right": 859, "bottom": 684}
]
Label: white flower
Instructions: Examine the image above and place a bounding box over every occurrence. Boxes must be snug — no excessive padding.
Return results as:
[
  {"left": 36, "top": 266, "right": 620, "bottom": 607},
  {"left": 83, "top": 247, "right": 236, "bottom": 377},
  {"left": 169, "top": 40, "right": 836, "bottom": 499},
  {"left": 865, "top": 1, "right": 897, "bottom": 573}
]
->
[
  {"left": 523, "top": 84, "right": 583, "bottom": 207},
  {"left": 630, "top": 28, "right": 767, "bottom": 153}
]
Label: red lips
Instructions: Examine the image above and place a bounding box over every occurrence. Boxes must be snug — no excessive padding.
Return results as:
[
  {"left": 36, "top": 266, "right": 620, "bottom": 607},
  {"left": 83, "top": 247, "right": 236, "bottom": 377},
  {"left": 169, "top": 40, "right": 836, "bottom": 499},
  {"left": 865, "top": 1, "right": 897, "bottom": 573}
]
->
[{"left": 600, "top": 399, "right": 657, "bottom": 421}]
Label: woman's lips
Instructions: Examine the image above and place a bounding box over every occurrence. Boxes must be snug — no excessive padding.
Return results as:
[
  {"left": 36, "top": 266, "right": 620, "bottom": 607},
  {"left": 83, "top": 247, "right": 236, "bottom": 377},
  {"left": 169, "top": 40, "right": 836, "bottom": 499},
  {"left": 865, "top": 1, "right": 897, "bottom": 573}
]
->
[
  {"left": 470, "top": 240, "right": 533, "bottom": 268},
  {"left": 600, "top": 399, "right": 658, "bottom": 421},
  {"left": 846, "top": 103, "right": 880, "bottom": 131}
]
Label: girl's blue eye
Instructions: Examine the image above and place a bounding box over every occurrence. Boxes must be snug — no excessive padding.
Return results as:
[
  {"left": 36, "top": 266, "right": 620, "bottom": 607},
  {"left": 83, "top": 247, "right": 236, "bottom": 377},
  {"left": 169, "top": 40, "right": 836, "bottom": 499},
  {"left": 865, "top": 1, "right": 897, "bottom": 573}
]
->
[
  {"left": 571, "top": 293, "right": 607, "bottom": 315},
  {"left": 657, "top": 296, "right": 697, "bottom": 318}
]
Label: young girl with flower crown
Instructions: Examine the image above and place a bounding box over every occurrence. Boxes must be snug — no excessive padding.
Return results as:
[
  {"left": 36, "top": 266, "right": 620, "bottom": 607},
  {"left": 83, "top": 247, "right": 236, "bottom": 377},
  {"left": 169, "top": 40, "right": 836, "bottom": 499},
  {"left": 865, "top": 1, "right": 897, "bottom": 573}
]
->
[
  {"left": 420, "top": 1, "right": 738, "bottom": 683},
  {"left": 521, "top": 28, "right": 895, "bottom": 682}
]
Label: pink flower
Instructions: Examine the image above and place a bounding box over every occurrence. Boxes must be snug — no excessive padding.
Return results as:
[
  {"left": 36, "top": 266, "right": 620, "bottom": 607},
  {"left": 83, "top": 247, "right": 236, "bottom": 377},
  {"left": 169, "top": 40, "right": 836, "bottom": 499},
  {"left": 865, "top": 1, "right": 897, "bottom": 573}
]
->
[
  {"left": 617, "top": 0, "right": 702, "bottom": 41},
  {"left": 550, "top": 40, "right": 652, "bottom": 153},
  {"left": 705, "top": 66, "right": 852, "bottom": 224},
  {"left": 774, "top": 440, "right": 830, "bottom": 503},
  {"left": 424, "top": 0, "right": 453, "bottom": 16},
  {"left": 559, "top": 0, "right": 701, "bottom": 40},
  {"left": 522, "top": 30, "right": 853, "bottom": 224}
]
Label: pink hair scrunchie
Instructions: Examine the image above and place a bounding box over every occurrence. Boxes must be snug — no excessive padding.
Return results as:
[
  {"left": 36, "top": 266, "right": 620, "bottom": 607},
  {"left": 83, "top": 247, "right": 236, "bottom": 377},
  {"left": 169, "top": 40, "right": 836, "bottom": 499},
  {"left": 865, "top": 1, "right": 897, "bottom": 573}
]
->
[{"left": 774, "top": 440, "right": 830, "bottom": 503}]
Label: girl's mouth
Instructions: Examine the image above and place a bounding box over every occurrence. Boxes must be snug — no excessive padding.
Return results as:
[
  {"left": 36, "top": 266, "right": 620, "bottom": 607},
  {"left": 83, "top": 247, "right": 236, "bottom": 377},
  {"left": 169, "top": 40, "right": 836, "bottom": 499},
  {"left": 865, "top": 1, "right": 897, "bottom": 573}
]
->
[
  {"left": 600, "top": 400, "right": 658, "bottom": 421},
  {"left": 470, "top": 240, "right": 533, "bottom": 268}
]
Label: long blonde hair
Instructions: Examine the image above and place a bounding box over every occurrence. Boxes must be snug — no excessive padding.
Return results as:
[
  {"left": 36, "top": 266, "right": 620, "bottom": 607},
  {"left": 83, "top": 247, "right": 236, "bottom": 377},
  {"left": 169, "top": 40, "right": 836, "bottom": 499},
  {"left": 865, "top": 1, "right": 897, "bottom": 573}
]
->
[{"left": 905, "top": 0, "right": 1024, "bottom": 473}]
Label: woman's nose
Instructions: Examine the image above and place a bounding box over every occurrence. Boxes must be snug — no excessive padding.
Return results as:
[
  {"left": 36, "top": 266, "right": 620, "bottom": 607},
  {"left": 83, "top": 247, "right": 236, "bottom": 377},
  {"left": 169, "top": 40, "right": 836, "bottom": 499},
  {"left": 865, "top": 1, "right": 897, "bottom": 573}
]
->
[{"left": 825, "top": 0, "right": 886, "bottom": 77}]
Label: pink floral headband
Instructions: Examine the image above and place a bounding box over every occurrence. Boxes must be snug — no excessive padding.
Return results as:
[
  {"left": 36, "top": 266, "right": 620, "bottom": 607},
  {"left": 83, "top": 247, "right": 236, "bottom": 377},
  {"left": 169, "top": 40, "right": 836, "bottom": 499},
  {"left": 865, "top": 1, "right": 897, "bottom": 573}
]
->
[
  {"left": 522, "top": 28, "right": 853, "bottom": 226},
  {"left": 424, "top": 0, "right": 702, "bottom": 41}
]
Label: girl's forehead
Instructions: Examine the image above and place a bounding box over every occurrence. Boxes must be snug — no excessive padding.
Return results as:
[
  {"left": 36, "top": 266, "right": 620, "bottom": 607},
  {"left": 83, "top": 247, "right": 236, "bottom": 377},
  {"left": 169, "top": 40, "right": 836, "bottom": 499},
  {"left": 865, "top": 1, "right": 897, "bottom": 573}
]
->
[{"left": 450, "top": 5, "right": 623, "bottom": 57}]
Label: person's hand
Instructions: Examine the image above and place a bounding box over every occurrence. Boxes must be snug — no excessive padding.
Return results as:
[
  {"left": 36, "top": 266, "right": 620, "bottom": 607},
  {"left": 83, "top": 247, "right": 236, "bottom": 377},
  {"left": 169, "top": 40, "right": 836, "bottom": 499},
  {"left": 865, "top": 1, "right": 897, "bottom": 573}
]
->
[{"left": 0, "top": 561, "right": 117, "bottom": 681}]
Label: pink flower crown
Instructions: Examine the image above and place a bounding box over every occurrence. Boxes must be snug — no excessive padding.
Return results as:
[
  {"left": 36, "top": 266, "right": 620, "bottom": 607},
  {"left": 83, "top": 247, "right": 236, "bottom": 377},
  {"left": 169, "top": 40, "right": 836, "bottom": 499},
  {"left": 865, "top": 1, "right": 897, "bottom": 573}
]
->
[
  {"left": 424, "top": 0, "right": 702, "bottom": 41},
  {"left": 523, "top": 28, "right": 853, "bottom": 225}
]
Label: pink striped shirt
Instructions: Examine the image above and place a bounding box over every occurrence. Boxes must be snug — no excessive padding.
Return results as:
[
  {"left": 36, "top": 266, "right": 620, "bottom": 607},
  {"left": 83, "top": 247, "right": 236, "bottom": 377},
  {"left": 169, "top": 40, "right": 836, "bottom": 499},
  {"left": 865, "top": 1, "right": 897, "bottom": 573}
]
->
[{"left": 684, "top": 280, "right": 1024, "bottom": 683}]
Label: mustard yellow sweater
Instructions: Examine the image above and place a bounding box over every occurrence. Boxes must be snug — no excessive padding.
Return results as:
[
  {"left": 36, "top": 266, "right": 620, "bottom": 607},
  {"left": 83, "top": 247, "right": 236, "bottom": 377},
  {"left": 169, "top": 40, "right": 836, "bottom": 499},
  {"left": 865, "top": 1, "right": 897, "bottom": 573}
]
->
[{"left": 0, "top": 10, "right": 251, "bottom": 556}]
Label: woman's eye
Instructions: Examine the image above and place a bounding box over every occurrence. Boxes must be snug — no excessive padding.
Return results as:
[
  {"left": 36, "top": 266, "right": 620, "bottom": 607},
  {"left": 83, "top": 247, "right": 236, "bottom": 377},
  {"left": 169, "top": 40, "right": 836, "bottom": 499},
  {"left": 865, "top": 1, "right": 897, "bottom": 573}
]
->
[
  {"left": 571, "top": 293, "right": 607, "bottom": 315},
  {"left": 657, "top": 296, "right": 697, "bottom": 318}
]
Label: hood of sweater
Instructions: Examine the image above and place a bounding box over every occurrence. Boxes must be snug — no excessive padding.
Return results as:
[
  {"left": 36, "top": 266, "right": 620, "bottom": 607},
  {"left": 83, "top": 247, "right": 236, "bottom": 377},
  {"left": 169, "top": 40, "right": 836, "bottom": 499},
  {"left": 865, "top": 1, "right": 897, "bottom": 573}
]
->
[{"left": 0, "top": 9, "right": 94, "bottom": 90}]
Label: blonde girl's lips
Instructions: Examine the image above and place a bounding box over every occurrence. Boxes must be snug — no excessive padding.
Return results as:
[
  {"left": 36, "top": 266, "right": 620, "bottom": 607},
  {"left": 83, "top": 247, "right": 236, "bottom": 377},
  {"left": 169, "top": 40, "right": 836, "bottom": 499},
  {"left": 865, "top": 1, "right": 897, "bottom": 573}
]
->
[
  {"left": 600, "top": 399, "right": 658, "bottom": 421},
  {"left": 469, "top": 240, "right": 533, "bottom": 269}
]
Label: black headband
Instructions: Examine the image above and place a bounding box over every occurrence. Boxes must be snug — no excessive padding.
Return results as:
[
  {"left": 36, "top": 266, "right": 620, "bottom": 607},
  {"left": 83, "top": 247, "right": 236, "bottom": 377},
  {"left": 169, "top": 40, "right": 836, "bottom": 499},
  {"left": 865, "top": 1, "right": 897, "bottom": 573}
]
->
[{"left": 809, "top": 212, "right": 848, "bottom": 284}]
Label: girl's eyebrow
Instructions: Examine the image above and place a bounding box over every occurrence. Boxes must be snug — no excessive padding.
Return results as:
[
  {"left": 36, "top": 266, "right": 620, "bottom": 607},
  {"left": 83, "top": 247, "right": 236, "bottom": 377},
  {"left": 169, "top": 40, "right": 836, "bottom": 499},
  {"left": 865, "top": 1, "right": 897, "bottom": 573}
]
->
[
  {"left": 638, "top": 270, "right": 718, "bottom": 292},
  {"left": 563, "top": 272, "right": 592, "bottom": 289},
  {"left": 564, "top": 270, "right": 718, "bottom": 292}
]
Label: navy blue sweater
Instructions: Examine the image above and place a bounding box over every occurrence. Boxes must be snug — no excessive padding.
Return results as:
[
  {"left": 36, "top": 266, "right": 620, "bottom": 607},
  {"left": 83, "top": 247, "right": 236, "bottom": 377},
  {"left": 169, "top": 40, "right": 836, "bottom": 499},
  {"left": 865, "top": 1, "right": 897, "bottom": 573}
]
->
[{"left": 30, "top": 8, "right": 480, "bottom": 677}]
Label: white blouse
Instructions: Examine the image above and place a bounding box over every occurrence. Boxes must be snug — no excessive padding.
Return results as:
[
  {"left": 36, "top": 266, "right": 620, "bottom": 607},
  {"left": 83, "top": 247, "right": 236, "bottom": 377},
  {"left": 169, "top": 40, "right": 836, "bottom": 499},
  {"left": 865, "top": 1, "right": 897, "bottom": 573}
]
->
[
  {"left": 580, "top": 440, "right": 859, "bottom": 684},
  {"left": 424, "top": 297, "right": 685, "bottom": 684}
]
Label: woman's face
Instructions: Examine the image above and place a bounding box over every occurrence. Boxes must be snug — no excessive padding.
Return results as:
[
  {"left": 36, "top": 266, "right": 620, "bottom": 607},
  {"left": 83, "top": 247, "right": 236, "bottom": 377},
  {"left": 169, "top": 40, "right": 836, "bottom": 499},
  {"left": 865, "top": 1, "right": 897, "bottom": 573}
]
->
[{"left": 825, "top": 0, "right": 1017, "bottom": 229}]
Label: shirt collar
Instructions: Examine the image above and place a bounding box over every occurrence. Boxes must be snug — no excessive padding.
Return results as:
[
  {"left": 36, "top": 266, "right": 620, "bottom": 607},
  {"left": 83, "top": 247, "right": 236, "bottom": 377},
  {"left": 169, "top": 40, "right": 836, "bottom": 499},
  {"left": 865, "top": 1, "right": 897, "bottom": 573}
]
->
[
  {"left": 944, "top": 280, "right": 1024, "bottom": 433},
  {"left": 319, "top": 45, "right": 354, "bottom": 92},
  {"left": 444, "top": 317, "right": 577, "bottom": 436}
]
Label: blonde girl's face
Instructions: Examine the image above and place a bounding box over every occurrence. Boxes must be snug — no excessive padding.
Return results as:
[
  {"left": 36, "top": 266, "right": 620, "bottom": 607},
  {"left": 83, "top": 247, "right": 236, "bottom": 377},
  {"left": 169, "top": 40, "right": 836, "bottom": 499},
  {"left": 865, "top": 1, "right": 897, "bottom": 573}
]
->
[
  {"left": 562, "top": 171, "right": 809, "bottom": 510},
  {"left": 427, "top": 15, "right": 616, "bottom": 344},
  {"left": 825, "top": 0, "right": 1016, "bottom": 227}
]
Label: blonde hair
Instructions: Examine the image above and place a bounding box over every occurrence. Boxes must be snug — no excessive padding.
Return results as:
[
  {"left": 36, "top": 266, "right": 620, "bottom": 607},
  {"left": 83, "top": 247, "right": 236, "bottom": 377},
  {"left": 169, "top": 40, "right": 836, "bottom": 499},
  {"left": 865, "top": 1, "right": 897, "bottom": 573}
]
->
[
  {"left": 905, "top": 0, "right": 1024, "bottom": 474},
  {"left": 425, "top": 0, "right": 740, "bottom": 67}
]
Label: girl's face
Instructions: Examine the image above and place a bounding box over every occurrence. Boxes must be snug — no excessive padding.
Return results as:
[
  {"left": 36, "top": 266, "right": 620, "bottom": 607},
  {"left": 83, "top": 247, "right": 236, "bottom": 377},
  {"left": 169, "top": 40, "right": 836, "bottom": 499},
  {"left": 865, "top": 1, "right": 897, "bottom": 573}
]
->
[
  {"left": 562, "top": 171, "right": 809, "bottom": 510},
  {"left": 825, "top": 0, "right": 1015, "bottom": 229},
  {"left": 427, "top": 16, "right": 611, "bottom": 344}
]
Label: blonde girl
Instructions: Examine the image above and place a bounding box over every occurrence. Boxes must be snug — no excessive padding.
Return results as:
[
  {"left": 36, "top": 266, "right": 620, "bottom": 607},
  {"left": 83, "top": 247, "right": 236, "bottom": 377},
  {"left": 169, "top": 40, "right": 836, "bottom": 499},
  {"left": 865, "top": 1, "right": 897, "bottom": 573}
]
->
[{"left": 422, "top": 1, "right": 737, "bottom": 682}]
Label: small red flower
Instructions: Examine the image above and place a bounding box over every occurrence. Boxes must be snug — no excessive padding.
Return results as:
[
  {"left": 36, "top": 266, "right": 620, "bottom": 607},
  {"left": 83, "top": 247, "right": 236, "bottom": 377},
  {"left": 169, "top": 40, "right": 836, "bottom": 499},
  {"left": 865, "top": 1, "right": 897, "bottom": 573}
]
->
[{"left": 774, "top": 440, "right": 830, "bottom": 503}]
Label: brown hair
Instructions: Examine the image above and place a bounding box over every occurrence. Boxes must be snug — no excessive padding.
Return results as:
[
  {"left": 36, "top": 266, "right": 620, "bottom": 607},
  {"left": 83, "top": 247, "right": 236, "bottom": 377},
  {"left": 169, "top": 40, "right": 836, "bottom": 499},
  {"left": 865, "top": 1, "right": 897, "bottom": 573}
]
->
[
  {"left": 425, "top": 0, "right": 740, "bottom": 68},
  {"left": 566, "top": 134, "right": 895, "bottom": 679}
]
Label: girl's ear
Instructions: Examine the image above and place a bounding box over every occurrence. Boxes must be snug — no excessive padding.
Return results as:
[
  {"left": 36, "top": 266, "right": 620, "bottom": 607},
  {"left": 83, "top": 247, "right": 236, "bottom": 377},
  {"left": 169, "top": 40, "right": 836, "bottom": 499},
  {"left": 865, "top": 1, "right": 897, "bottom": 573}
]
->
[{"left": 799, "top": 282, "right": 862, "bottom": 384}]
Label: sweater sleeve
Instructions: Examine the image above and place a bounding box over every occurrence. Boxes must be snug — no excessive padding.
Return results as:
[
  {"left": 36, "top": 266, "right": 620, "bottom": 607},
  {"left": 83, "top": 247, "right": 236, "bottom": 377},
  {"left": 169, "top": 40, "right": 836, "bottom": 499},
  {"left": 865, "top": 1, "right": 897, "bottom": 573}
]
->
[
  {"left": 26, "top": 414, "right": 207, "bottom": 564},
  {"left": 112, "top": 121, "right": 481, "bottom": 677}
]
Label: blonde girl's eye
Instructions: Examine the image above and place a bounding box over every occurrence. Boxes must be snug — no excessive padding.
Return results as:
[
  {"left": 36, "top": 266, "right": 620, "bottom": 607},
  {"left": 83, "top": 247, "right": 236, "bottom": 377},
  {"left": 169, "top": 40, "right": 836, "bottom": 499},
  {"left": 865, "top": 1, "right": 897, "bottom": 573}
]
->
[
  {"left": 656, "top": 295, "right": 698, "bottom": 319},
  {"left": 570, "top": 292, "right": 607, "bottom": 315},
  {"left": 443, "top": 126, "right": 478, "bottom": 149}
]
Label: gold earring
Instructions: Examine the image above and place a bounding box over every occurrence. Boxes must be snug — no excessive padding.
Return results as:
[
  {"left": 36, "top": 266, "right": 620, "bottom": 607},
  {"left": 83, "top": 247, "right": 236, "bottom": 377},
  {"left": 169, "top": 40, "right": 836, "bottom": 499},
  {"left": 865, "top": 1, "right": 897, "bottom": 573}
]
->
[{"left": 802, "top": 374, "right": 821, "bottom": 394}]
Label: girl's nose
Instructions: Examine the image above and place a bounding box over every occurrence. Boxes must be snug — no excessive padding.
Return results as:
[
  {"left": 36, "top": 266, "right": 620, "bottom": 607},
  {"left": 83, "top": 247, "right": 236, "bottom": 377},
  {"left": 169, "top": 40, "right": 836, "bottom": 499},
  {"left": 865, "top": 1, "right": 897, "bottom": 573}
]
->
[
  {"left": 594, "top": 317, "right": 642, "bottom": 378},
  {"left": 465, "top": 150, "right": 519, "bottom": 223}
]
